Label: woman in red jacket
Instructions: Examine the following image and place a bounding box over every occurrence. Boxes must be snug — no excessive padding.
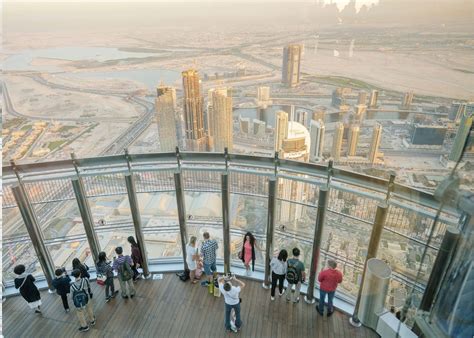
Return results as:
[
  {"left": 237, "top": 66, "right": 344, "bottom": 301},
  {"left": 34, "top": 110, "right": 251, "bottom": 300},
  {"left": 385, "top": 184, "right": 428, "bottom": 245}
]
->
[{"left": 317, "top": 259, "right": 343, "bottom": 316}]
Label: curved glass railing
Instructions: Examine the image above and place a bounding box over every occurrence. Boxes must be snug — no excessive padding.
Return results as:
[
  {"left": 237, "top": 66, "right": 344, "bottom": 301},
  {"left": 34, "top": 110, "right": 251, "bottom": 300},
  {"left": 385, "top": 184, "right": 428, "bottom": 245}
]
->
[{"left": 2, "top": 151, "right": 461, "bottom": 327}]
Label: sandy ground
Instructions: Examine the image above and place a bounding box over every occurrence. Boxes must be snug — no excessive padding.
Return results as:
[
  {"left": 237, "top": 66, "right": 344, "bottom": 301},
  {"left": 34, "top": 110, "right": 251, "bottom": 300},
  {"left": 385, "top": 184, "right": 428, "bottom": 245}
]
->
[
  {"left": 44, "top": 73, "right": 147, "bottom": 93},
  {"left": 5, "top": 75, "right": 141, "bottom": 120}
]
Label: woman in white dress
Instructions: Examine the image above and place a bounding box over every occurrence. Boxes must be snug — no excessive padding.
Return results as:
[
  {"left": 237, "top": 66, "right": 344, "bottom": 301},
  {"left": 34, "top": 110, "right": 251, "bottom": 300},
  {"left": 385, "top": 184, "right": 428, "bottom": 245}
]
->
[{"left": 186, "top": 236, "right": 199, "bottom": 284}]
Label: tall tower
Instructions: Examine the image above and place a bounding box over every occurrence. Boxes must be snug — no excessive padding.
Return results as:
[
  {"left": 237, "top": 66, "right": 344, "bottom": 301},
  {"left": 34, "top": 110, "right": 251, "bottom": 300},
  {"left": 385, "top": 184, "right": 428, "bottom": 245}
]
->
[
  {"left": 448, "top": 110, "right": 473, "bottom": 162},
  {"left": 310, "top": 119, "right": 325, "bottom": 162},
  {"left": 347, "top": 125, "right": 359, "bottom": 156},
  {"left": 275, "top": 111, "right": 289, "bottom": 155},
  {"left": 257, "top": 86, "right": 270, "bottom": 101},
  {"left": 358, "top": 91, "right": 367, "bottom": 105},
  {"left": 368, "top": 89, "right": 379, "bottom": 108},
  {"left": 182, "top": 69, "right": 208, "bottom": 151},
  {"left": 368, "top": 123, "right": 383, "bottom": 164},
  {"left": 332, "top": 122, "right": 344, "bottom": 161},
  {"left": 297, "top": 110, "right": 308, "bottom": 127},
  {"left": 282, "top": 44, "right": 303, "bottom": 88},
  {"left": 207, "top": 87, "right": 233, "bottom": 152},
  {"left": 401, "top": 91, "right": 414, "bottom": 109},
  {"left": 156, "top": 85, "right": 178, "bottom": 152}
]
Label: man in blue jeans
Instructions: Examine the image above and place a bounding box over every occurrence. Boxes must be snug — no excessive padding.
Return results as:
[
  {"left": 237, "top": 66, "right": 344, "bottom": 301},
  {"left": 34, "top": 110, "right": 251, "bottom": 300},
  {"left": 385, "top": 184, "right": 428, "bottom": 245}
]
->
[
  {"left": 218, "top": 275, "right": 245, "bottom": 333},
  {"left": 200, "top": 231, "right": 218, "bottom": 286},
  {"left": 317, "top": 259, "right": 343, "bottom": 316}
]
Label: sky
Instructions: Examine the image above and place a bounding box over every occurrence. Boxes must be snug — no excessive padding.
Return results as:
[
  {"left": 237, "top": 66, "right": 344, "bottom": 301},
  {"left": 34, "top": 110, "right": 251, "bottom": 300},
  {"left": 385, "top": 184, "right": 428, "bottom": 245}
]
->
[{"left": 4, "top": 0, "right": 380, "bottom": 9}]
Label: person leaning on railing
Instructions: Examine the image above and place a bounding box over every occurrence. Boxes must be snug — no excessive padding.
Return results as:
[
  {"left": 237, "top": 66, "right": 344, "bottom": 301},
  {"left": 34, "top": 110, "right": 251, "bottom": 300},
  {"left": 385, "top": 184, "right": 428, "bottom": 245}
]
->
[{"left": 317, "top": 259, "right": 343, "bottom": 317}]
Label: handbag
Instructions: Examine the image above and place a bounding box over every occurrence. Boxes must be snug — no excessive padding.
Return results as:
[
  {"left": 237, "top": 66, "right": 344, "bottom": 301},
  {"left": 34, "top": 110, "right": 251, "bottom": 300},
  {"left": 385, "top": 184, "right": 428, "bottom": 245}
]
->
[
  {"left": 96, "top": 273, "right": 106, "bottom": 286},
  {"left": 238, "top": 251, "right": 243, "bottom": 259}
]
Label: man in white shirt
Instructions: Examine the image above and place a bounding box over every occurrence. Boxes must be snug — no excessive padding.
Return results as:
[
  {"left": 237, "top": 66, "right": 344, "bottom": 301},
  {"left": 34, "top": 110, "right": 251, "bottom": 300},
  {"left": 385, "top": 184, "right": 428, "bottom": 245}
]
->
[{"left": 218, "top": 275, "right": 245, "bottom": 333}]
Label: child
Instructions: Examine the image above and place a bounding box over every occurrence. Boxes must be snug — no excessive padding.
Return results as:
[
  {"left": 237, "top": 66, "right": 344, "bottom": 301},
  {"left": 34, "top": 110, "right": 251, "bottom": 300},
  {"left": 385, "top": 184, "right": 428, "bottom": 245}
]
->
[
  {"left": 13, "top": 264, "right": 42, "bottom": 314},
  {"left": 52, "top": 267, "right": 72, "bottom": 312},
  {"left": 96, "top": 251, "right": 119, "bottom": 302},
  {"left": 72, "top": 258, "right": 92, "bottom": 299},
  {"left": 71, "top": 269, "right": 96, "bottom": 332}
]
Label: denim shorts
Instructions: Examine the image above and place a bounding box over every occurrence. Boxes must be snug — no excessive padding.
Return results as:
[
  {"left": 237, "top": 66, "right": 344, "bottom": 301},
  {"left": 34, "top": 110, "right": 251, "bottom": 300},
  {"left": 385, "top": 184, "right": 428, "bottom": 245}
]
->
[{"left": 203, "top": 262, "right": 216, "bottom": 275}]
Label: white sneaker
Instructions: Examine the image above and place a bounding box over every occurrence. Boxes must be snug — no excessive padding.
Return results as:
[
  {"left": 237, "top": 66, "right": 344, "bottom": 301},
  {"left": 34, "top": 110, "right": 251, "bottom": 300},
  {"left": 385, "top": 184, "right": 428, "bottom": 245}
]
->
[
  {"left": 271, "top": 296, "right": 275, "bottom": 301},
  {"left": 246, "top": 270, "right": 252, "bottom": 276}
]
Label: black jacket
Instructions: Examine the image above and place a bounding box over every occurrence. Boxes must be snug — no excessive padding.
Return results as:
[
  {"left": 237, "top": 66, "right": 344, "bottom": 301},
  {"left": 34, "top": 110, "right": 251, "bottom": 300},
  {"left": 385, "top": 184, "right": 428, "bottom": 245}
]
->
[
  {"left": 52, "top": 275, "right": 71, "bottom": 296},
  {"left": 14, "top": 274, "right": 41, "bottom": 303}
]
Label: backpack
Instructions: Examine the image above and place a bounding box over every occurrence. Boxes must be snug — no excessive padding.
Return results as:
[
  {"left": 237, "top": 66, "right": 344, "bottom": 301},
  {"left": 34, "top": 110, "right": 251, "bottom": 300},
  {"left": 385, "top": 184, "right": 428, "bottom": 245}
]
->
[
  {"left": 119, "top": 260, "right": 133, "bottom": 281},
  {"left": 286, "top": 260, "right": 299, "bottom": 284},
  {"left": 71, "top": 279, "right": 89, "bottom": 308}
]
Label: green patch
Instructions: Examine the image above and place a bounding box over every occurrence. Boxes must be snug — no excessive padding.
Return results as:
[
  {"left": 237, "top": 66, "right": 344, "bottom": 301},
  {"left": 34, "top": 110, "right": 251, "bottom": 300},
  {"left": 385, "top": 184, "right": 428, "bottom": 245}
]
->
[
  {"left": 58, "top": 126, "right": 76, "bottom": 132},
  {"left": 48, "top": 140, "right": 67, "bottom": 151},
  {"left": 21, "top": 124, "right": 32, "bottom": 131},
  {"left": 3, "top": 118, "right": 26, "bottom": 130}
]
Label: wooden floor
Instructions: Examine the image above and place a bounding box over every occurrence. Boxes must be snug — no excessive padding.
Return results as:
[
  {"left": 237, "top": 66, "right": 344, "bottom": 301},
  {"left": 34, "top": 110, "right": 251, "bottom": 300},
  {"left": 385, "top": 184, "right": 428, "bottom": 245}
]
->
[{"left": 3, "top": 274, "right": 379, "bottom": 338}]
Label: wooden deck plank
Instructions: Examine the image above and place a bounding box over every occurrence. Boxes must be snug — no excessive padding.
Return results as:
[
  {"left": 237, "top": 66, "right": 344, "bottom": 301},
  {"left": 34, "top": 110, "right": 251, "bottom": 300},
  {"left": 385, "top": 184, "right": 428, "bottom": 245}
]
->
[{"left": 3, "top": 274, "right": 379, "bottom": 338}]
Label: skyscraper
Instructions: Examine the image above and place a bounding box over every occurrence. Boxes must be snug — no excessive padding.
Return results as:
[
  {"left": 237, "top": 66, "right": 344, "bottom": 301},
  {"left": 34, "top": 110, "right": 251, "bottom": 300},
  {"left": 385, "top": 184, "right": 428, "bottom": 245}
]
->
[
  {"left": 282, "top": 44, "right": 303, "bottom": 88},
  {"left": 275, "top": 110, "right": 289, "bottom": 155},
  {"left": 155, "top": 85, "right": 178, "bottom": 152},
  {"left": 368, "top": 123, "right": 383, "bottom": 164},
  {"left": 253, "top": 119, "right": 266, "bottom": 138},
  {"left": 332, "top": 122, "right": 344, "bottom": 161},
  {"left": 310, "top": 119, "right": 325, "bottom": 162},
  {"left": 448, "top": 110, "right": 473, "bottom": 162},
  {"left": 401, "top": 91, "right": 414, "bottom": 109},
  {"left": 207, "top": 87, "right": 233, "bottom": 152},
  {"left": 239, "top": 116, "right": 251, "bottom": 134},
  {"left": 256, "top": 86, "right": 272, "bottom": 109},
  {"left": 182, "top": 69, "right": 208, "bottom": 151},
  {"left": 368, "top": 89, "right": 379, "bottom": 108},
  {"left": 358, "top": 91, "right": 367, "bottom": 105},
  {"left": 347, "top": 125, "right": 360, "bottom": 156},
  {"left": 297, "top": 110, "right": 308, "bottom": 127}
]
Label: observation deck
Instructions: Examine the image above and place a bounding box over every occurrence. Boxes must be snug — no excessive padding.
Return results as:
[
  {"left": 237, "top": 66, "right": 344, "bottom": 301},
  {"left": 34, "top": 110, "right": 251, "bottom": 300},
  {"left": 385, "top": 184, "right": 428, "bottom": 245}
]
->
[{"left": 2, "top": 151, "right": 465, "bottom": 336}]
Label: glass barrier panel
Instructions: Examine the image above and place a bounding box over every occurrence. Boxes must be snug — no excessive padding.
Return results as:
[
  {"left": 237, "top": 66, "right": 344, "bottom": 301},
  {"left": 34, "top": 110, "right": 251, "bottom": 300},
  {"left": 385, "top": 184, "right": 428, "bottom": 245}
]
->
[
  {"left": 2, "top": 241, "right": 43, "bottom": 282},
  {"left": 2, "top": 206, "right": 28, "bottom": 240},
  {"left": 135, "top": 191, "right": 179, "bottom": 228},
  {"left": 187, "top": 222, "right": 224, "bottom": 260},
  {"left": 144, "top": 230, "right": 183, "bottom": 259},
  {"left": 96, "top": 228, "right": 137, "bottom": 260},
  {"left": 46, "top": 239, "right": 94, "bottom": 271},
  {"left": 87, "top": 194, "right": 134, "bottom": 227},
  {"left": 33, "top": 200, "right": 83, "bottom": 240}
]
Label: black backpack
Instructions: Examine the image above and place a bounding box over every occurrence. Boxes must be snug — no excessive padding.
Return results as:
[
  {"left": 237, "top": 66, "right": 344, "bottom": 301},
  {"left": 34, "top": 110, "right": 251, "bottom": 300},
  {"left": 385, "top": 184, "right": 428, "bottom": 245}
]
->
[
  {"left": 286, "top": 261, "right": 299, "bottom": 284},
  {"left": 71, "top": 279, "right": 89, "bottom": 308}
]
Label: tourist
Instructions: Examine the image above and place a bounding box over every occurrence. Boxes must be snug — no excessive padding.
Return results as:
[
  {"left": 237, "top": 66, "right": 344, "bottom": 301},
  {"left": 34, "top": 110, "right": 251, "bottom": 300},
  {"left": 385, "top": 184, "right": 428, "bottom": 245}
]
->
[
  {"left": 200, "top": 232, "right": 218, "bottom": 286},
  {"left": 218, "top": 275, "right": 245, "bottom": 333},
  {"left": 72, "top": 258, "right": 92, "bottom": 298},
  {"left": 187, "top": 236, "right": 199, "bottom": 284},
  {"left": 96, "top": 251, "right": 119, "bottom": 302},
  {"left": 317, "top": 259, "right": 343, "bottom": 316},
  {"left": 13, "top": 264, "right": 42, "bottom": 314},
  {"left": 270, "top": 249, "right": 288, "bottom": 300},
  {"left": 285, "top": 247, "right": 305, "bottom": 303},
  {"left": 127, "top": 236, "right": 143, "bottom": 281},
  {"left": 112, "top": 246, "right": 136, "bottom": 299},
  {"left": 71, "top": 269, "right": 96, "bottom": 333},
  {"left": 52, "top": 267, "right": 71, "bottom": 312},
  {"left": 239, "top": 231, "right": 261, "bottom": 276}
]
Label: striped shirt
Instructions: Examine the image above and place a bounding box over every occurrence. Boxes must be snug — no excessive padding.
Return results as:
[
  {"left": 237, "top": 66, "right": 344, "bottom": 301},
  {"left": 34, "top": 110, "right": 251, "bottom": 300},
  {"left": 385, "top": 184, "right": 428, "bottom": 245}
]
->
[
  {"left": 112, "top": 255, "right": 133, "bottom": 272},
  {"left": 201, "top": 239, "right": 218, "bottom": 265}
]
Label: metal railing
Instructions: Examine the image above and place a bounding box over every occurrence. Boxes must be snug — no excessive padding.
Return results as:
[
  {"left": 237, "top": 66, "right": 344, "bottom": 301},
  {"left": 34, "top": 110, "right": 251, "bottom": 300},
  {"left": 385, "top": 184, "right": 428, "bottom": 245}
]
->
[{"left": 2, "top": 151, "right": 462, "bottom": 322}]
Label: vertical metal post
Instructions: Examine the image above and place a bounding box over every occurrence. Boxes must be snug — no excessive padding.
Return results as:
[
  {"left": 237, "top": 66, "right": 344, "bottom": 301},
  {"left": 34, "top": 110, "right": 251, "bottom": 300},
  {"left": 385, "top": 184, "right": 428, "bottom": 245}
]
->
[
  {"left": 174, "top": 172, "right": 189, "bottom": 271},
  {"left": 12, "top": 184, "right": 56, "bottom": 290},
  {"left": 125, "top": 173, "right": 150, "bottom": 277},
  {"left": 350, "top": 203, "right": 388, "bottom": 327},
  {"left": 263, "top": 177, "right": 277, "bottom": 289},
  {"left": 305, "top": 186, "right": 329, "bottom": 304},
  {"left": 419, "top": 226, "right": 460, "bottom": 311},
  {"left": 71, "top": 177, "right": 101, "bottom": 264},
  {"left": 221, "top": 173, "right": 231, "bottom": 274}
]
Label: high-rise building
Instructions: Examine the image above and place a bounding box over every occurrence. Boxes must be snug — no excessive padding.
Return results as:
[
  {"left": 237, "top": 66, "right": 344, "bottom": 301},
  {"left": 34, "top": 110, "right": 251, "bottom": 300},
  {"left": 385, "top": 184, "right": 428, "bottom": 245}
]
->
[
  {"left": 347, "top": 125, "right": 360, "bottom": 156},
  {"left": 368, "top": 89, "right": 379, "bottom": 108},
  {"left": 282, "top": 44, "right": 303, "bottom": 88},
  {"left": 332, "top": 88, "right": 345, "bottom": 107},
  {"left": 207, "top": 87, "right": 233, "bottom": 152},
  {"left": 253, "top": 119, "right": 266, "bottom": 138},
  {"left": 449, "top": 102, "right": 466, "bottom": 122},
  {"left": 401, "top": 91, "right": 414, "bottom": 109},
  {"left": 297, "top": 110, "right": 308, "bottom": 127},
  {"left": 310, "top": 119, "right": 325, "bottom": 162},
  {"left": 275, "top": 110, "right": 289, "bottom": 155},
  {"left": 332, "top": 122, "right": 344, "bottom": 161},
  {"left": 182, "top": 69, "right": 208, "bottom": 151},
  {"left": 239, "top": 116, "right": 251, "bottom": 134},
  {"left": 358, "top": 91, "right": 367, "bottom": 105},
  {"left": 313, "top": 110, "right": 325, "bottom": 122},
  {"left": 278, "top": 121, "right": 310, "bottom": 224},
  {"left": 368, "top": 123, "right": 383, "bottom": 164},
  {"left": 257, "top": 86, "right": 270, "bottom": 101},
  {"left": 449, "top": 111, "right": 473, "bottom": 162},
  {"left": 156, "top": 85, "right": 178, "bottom": 152}
]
